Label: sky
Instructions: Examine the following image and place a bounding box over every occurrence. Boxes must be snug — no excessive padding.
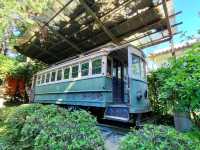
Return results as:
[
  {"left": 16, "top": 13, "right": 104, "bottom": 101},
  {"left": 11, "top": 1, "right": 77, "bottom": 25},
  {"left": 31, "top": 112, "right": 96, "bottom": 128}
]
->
[{"left": 144, "top": 0, "right": 200, "bottom": 55}]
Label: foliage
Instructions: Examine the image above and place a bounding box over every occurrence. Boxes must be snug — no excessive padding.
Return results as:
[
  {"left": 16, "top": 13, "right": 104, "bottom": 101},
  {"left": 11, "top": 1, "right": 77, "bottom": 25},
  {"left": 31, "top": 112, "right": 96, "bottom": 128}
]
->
[
  {"left": 147, "top": 66, "right": 171, "bottom": 114},
  {"left": 159, "top": 45, "right": 200, "bottom": 113},
  {"left": 120, "top": 124, "right": 200, "bottom": 150},
  {"left": 1, "top": 104, "right": 104, "bottom": 150},
  {"left": 0, "top": 54, "right": 46, "bottom": 83},
  {"left": 0, "top": 106, "right": 17, "bottom": 149},
  {"left": 0, "top": 54, "right": 16, "bottom": 81},
  {"left": 0, "top": 0, "right": 53, "bottom": 48},
  {"left": 148, "top": 44, "right": 200, "bottom": 115}
]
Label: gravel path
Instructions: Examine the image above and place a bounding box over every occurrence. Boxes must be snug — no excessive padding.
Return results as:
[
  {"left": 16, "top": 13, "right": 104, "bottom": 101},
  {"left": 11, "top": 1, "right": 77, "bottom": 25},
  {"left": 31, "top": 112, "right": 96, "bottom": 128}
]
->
[{"left": 98, "top": 124, "right": 129, "bottom": 150}]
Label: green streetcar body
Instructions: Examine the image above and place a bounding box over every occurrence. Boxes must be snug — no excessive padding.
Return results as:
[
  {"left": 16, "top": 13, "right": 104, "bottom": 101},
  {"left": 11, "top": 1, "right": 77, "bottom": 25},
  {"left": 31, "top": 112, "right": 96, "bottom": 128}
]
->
[{"left": 32, "top": 44, "right": 150, "bottom": 121}]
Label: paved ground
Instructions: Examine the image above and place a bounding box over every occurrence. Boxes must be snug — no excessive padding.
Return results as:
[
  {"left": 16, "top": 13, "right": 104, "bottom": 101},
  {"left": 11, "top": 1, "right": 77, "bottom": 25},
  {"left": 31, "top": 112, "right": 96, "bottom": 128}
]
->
[{"left": 98, "top": 124, "right": 129, "bottom": 150}]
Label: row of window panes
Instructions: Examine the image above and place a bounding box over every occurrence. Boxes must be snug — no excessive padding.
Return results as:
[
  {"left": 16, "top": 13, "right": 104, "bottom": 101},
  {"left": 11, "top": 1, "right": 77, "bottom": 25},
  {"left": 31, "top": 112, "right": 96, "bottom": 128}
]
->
[{"left": 37, "top": 59, "right": 102, "bottom": 85}]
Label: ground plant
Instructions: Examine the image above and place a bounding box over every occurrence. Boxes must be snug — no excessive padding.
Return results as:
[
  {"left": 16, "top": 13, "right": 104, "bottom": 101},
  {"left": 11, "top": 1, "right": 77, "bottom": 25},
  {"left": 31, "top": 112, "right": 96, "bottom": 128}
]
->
[
  {"left": 0, "top": 104, "right": 104, "bottom": 150},
  {"left": 120, "top": 124, "right": 200, "bottom": 150}
]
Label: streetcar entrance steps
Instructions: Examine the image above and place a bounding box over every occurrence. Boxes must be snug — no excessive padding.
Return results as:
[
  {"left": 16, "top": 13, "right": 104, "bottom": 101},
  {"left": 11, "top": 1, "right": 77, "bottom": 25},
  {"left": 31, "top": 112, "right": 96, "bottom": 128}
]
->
[{"left": 104, "top": 104, "right": 129, "bottom": 122}]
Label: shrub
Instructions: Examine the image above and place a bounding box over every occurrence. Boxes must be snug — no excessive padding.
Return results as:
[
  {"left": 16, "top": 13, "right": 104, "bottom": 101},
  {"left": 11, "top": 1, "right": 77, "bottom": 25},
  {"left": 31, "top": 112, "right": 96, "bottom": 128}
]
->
[
  {"left": 147, "top": 66, "right": 171, "bottom": 114},
  {"left": 148, "top": 44, "right": 200, "bottom": 119},
  {"left": 3, "top": 104, "right": 104, "bottom": 150},
  {"left": 159, "top": 47, "right": 200, "bottom": 113},
  {"left": 120, "top": 124, "right": 200, "bottom": 150}
]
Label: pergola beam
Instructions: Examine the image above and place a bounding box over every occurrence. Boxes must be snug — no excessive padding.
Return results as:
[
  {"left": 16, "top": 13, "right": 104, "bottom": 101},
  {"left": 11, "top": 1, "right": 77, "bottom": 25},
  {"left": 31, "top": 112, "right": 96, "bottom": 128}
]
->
[
  {"left": 138, "top": 31, "right": 181, "bottom": 49},
  {"left": 57, "top": 14, "right": 179, "bottom": 56},
  {"left": 162, "top": 0, "right": 175, "bottom": 56},
  {"left": 29, "top": 42, "right": 59, "bottom": 60},
  {"left": 119, "top": 11, "right": 181, "bottom": 40},
  {"left": 65, "top": 0, "right": 174, "bottom": 47},
  {"left": 132, "top": 0, "right": 154, "bottom": 45},
  {"left": 34, "top": 22, "right": 82, "bottom": 58},
  {"left": 80, "top": 0, "right": 118, "bottom": 43},
  {"left": 162, "top": 0, "right": 173, "bottom": 37},
  {"left": 35, "top": 17, "right": 83, "bottom": 56},
  {"left": 47, "top": 25, "right": 82, "bottom": 53},
  {"left": 62, "top": 0, "right": 130, "bottom": 31},
  {"left": 121, "top": 21, "right": 182, "bottom": 45}
]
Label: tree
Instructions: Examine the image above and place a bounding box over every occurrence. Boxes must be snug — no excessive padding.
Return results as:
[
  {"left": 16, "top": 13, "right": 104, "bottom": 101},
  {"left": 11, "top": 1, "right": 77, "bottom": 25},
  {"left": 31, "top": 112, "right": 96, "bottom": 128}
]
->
[
  {"left": 0, "top": 0, "right": 53, "bottom": 51},
  {"left": 0, "top": 54, "right": 46, "bottom": 102}
]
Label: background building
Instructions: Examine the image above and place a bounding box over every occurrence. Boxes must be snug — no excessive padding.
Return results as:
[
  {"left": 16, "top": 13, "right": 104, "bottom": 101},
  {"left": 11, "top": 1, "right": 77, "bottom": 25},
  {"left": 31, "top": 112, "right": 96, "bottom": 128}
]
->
[{"left": 146, "top": 38, "right": 200, "bottom": 71}]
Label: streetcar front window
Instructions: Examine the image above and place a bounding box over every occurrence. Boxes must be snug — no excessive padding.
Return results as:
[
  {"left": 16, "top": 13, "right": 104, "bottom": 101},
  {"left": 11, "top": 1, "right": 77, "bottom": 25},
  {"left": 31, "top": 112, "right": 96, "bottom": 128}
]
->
[
  {"left": 131, "top": 54, "right": 146, "bottom": 81},
  {"left": 131, "top": 55, "right": 140, "bottom": 79},
  {"left": 141, "top": 60, "right": 146, "bottom": 81}
]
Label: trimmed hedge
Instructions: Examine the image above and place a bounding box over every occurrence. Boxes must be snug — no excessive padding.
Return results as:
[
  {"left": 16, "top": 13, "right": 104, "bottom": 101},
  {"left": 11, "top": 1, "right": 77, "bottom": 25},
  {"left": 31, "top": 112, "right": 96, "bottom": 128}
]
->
[
  {"left": 120, "top": 124, "right": 200, "bottom": 150},
  {"left": 1, "top": 104, "right": 104, "bottom": 150}
]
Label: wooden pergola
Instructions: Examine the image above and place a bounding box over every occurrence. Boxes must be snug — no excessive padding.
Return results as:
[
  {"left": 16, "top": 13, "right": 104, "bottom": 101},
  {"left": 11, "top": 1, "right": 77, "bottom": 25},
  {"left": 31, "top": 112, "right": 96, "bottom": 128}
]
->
[{"left": 15, "top": 0, "right": 182, "bottom": 64}]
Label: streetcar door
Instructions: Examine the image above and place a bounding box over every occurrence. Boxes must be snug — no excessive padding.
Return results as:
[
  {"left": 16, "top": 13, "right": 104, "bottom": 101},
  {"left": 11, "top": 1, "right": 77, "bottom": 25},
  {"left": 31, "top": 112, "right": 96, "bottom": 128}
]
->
[{"left": 112, "top": 59, "right": 124, "bottom": 103}]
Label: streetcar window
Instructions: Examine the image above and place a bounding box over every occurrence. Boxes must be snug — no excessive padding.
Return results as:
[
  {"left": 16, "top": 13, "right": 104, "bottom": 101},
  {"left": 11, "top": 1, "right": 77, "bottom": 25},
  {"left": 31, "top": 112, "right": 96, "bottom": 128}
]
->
[
  {"left": 37, "top": 75, "right": 41, "bottom": 85},
  {"left": 57, "top": 69, "right": 62, "bottom": 81},
  {"left": 92, "top": 59, "right": 101, "bottom": 75},
  {"left": 141, "top": 60, "right": 146, "bottom": 81},
  {"left": 72, "top": 65, "right": 79, "bottom": 78},
  {"left": 51, "top": 71, "right": 56, "bottom": 82},
  {"left": 41, "top": 74, "right": 46, "bottom": 84},
  {"left": 131, "top": 55, "right": 140, "bottom": 79},
  {"left": 46, "top": 72, "right": 50, "bottom": 83},
  {"left": 64, "top": 67, "right": 70, "bottom": 79},
  {"left": 81, "top": 62, "right": 89, "bottom": 76}
]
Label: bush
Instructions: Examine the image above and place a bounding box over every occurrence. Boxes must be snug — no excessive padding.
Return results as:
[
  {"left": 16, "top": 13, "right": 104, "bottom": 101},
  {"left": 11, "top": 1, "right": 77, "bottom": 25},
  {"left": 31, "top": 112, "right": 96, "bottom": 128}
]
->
[
  {"left": 2, "top": 104, "right": 104, "bottom": 150},
  {"left": 120, "top": 124, "right": 200, "bottom": 150},
  {"left": 159, "top": 47, "right": 200, "bottom": 113},
  {"left": 148, "top": 44, "right": 200, "bottom": 119},
  {"left": 147, "top": 67, "right": 171, "bottom": 114}
]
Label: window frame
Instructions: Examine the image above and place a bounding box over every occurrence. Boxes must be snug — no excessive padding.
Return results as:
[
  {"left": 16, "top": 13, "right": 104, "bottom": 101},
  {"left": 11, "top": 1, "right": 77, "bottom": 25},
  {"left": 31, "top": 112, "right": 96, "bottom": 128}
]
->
[
  {"left": 140, "top": 59, "right": 146, "bottom": 81},
  {"left": 81, "top": 61, "right": 89, "bottom": 77},
  {"left": 130, "top": 54, "right": 146, "bottom": 81},
  {"left": 37, "top": 75, "right": 41, "bottom": 85},
  {"left": 91, "top": 58, "right": 102, "bottom": 75},
  {"left": 50, "top": 70, "right": 56, "bottom": 82},
  {"left": 41, "top": 73, "right": 46, "bottom": 84},
  {"left": 46, "top": 72, "right": 50, "bottom": 83},
  {"left": 71, "top": 64, "right": 79, "bottom": 78},
  {"left": 35, "top": 55, "right": 107, "bottom": 85},
  {"left": 63, "top": 67, "right": 71, "bottom": 80},
  {"left": 56, "top": 69, "right": 63, "bottom": 81}
]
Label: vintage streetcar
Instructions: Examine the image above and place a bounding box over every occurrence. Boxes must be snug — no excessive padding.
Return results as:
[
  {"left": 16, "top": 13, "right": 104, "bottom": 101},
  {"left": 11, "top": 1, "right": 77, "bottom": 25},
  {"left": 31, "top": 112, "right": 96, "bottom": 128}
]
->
[{"left": 31, "top": 43, "right": 150, "bottom": 124}]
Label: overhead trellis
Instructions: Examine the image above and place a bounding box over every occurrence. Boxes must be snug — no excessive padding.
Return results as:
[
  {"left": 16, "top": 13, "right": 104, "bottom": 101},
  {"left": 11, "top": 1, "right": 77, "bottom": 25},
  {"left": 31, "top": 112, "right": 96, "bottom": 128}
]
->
[{"left": 15, "top": 0, "right": 182, "bottom": 64}]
